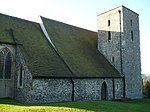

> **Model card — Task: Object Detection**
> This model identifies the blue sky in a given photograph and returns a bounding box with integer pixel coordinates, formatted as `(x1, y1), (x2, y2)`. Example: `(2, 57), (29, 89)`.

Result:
(0, 0), (149, 75)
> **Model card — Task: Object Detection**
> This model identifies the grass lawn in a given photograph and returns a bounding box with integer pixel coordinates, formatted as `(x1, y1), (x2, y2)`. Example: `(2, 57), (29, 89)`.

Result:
(0, 98), (150, 112)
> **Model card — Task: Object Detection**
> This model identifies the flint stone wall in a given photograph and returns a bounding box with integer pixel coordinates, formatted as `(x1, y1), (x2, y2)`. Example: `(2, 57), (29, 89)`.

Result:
(14, 46), (32, 103)
(31, 78), (123, 103)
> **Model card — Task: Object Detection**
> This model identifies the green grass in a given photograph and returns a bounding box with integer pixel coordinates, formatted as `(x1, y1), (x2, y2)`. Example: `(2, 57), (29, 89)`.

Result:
(0, 98), (150, 112)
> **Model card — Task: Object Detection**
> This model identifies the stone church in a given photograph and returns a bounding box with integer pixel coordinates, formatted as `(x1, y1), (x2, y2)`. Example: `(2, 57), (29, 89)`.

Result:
(0, 6), (142, 103)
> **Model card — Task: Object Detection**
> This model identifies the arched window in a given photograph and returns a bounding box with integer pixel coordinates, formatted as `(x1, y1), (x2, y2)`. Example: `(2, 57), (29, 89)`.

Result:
(101, 82), (107, 100)
(0, 51), (4, 79)
(0, 47), (12, 79)
(5, 52), (12, 79)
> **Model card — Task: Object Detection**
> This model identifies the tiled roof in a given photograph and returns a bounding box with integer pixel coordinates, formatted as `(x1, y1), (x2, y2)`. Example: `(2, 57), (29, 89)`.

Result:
(41, 17), (120, 77)
(0, 13), (121, 78)
(0, 13), (72, 78)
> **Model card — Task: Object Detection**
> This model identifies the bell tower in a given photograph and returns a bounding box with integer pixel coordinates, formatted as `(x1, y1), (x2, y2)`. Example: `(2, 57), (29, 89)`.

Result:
(97, 6), (142, 98)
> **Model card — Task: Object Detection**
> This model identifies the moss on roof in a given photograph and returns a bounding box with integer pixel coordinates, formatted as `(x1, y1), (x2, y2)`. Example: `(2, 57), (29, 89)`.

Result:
(41, 17), (121, 77)
(0, 13), (121, 78)
(0, 13), (73, 78)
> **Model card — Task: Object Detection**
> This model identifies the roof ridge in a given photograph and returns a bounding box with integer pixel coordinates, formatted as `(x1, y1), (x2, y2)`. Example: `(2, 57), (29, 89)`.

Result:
(40, 16), (97, 33)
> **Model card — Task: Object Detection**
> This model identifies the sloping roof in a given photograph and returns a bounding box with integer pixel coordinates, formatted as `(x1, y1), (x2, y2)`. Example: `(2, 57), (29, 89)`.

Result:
(0, 13), (121, 78)
(41, 17), (121, 77)
(0, 13), (72, 78)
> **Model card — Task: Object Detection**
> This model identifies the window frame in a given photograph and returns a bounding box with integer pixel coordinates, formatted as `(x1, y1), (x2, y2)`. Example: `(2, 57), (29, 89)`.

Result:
(0, 47), (12, 80)
(0, 51), (4, 79)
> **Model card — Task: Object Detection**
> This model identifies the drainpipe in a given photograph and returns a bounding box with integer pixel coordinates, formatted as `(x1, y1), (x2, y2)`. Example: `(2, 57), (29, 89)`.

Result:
(123, 76), (125, 98)
(118, 10), (126, 98)
(112, 78), (115, 99)
(71, 79), (74, 101)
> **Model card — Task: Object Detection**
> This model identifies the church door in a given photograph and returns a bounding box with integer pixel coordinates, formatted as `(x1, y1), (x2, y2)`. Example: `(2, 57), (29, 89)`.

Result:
(101, 82), (107, 100)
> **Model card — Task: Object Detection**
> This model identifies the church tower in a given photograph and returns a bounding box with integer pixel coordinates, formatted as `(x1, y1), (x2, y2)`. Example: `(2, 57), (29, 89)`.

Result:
(97, 6), (142, 98)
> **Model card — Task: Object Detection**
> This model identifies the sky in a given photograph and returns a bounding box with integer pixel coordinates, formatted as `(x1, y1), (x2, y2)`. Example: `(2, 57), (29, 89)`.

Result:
(0, 0), (150, 75)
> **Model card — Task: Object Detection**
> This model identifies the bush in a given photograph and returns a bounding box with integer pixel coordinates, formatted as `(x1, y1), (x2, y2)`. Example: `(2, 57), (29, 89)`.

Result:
(143, 80), (150, 98)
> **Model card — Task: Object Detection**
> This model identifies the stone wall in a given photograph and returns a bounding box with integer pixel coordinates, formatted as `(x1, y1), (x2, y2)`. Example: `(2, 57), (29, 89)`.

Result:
(74, 79), (101, 101)
(114, 78), (124, 98)
(97, 6), (122, 73)
(14, 46), (32, 102)
(122, 7), (143, 98)
(31, 78), (123, 103)
(31, 79), (72, 103)
(97, 6), (143, 99)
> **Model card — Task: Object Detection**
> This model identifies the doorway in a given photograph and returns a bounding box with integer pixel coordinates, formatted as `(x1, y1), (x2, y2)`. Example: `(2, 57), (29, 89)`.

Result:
(101, 82), (107, 100)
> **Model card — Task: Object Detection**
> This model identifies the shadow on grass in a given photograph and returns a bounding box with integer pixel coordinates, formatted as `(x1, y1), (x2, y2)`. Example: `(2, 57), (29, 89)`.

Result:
(0, 98), (99, 112)
(0, 98), (150, 112)
(0, 98), (116, 112)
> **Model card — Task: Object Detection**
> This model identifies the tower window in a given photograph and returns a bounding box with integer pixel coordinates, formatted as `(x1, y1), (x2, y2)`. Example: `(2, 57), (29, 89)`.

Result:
(112, 57), (115, 62)
(131, 19), (132, 26)
(131, 31), (133, 41)
(108, 20), (110, 26)
(108, 31), (111, 42)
